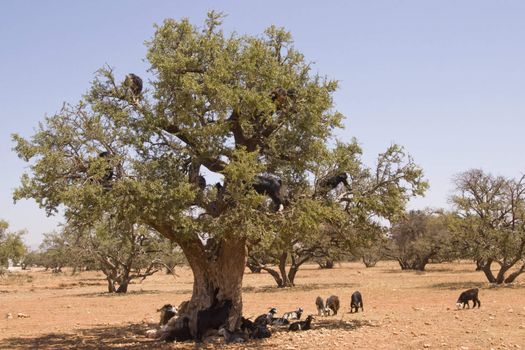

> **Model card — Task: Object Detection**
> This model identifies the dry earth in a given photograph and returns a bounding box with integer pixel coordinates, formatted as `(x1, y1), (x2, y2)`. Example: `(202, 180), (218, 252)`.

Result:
(0, 261), (524, 349)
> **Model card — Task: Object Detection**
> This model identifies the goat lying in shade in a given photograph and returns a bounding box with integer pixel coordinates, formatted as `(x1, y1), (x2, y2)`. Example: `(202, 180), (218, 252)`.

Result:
(289, 315), (314, 331)
(218, 327), (248, 343)
(196, 299), (233, 341)
(241, 317), (272, 339)
(283, 307), (303, 320)
(254, 307), (277, 325)
(157, 304), (177, 325)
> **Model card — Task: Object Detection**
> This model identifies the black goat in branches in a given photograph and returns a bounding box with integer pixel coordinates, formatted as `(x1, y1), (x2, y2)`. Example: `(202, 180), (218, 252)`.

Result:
(123, 73), (143, 96)
(318, 172), (350, 192)
(252, 175), (288, 211)
(208, 176), (288, 215)
(96, 151), (116, 189)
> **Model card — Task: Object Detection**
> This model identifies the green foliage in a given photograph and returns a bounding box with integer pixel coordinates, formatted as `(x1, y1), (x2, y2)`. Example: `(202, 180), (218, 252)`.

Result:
(450, 169), (525, 283)
(37, 219), (176, 291)
(0, 220), (28, 266)
(38, 231), (78, 272)
(12, 12), (427, 296)
(12, 13), (347, 246)
(386, 210), (453, 271)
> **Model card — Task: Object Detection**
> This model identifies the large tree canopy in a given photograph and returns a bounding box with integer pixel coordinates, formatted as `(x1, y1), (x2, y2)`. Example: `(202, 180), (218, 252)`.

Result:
(13, 12), (426, 338)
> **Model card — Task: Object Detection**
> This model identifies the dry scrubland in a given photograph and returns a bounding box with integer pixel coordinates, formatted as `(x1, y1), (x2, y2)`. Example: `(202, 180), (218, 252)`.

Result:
(0, 261), (524, 350)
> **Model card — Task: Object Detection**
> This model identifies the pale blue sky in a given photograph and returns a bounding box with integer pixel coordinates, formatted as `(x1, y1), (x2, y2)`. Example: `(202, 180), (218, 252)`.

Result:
(1, 1), (524, 247)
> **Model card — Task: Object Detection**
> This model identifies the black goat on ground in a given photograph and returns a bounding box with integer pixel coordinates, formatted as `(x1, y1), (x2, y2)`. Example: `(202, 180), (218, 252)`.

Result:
(240, 317), (256, 333)
(456, 288), (481, 309)
(350, 291), (364, 313)
(254, 307), (277, 326)
(289, 315), (314, 331)
(325, 295), (340, 315)
(218, 327), (248, 343)
(159, 317), (192, 342)
(251, 324), (272, 338)
(241, 317), (272, 339)
(196, 298), (233, 341)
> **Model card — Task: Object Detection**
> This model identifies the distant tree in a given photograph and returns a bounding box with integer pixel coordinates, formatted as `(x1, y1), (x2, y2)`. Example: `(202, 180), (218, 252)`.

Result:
(51, 220), (174, 293)
(20, 250), (42, 269)
(450, 169), (525, 284)
(355, 229), (388, 268)
(0, 220), (28, 269)
(248, 209), (351, 287)
(386, 210), (452, 271)
(38, 231), (76, 273)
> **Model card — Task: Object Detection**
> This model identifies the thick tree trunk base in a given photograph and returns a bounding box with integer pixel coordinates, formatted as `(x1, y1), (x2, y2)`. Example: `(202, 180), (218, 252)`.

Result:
(171, 237), (247, 340)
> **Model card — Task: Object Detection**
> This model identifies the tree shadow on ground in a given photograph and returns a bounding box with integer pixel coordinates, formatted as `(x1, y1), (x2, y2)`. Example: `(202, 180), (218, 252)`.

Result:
(0, 318), (376, 349)
(428, 281), (487, 290)
(310, 318), (377, 331)
(424, 267), (475, 273)
(242, 282), (357, 293)
(71, 288), (193, 298)
(0, 323), (175, 350)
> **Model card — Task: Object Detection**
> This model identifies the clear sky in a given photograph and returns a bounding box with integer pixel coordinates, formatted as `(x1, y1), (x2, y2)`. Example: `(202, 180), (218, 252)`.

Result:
(1, 1), (524, 248)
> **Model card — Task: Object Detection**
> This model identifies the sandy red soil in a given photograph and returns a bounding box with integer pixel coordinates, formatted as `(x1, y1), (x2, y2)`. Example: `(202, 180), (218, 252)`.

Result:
(0, 261), (524, 349)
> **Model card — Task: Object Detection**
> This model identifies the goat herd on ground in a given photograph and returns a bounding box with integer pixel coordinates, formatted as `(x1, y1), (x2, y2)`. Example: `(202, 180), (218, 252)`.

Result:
(145, 288), (480, 344)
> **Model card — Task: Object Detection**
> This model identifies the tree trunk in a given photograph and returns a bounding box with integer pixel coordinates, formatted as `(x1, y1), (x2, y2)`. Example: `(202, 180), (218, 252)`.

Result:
(261, 266), (285, 287)
(503, 262), (525, 283)
(176, 236), (247, 338)
(246, 260), (262, 273)
(278, 252), (293, 287)
(480, 259), (497, 283)
(362, 255), (378, 267)
(495, 263), (512, 284)
(287, 264), (299, 286)
(475, 258), (485, 271)
(116, 281), (129, 293)
(398, 258), (410, 270)
(416, 255), (430, 271)
(107, 278), (116, 293)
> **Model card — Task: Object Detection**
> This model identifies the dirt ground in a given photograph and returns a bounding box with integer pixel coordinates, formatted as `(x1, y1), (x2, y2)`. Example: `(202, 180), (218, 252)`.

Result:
(0, 261), (524, 350)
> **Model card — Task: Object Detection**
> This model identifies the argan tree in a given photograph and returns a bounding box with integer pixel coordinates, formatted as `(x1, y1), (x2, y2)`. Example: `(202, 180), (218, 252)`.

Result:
(0, 220), (27, 269)
(13, 13), (425, 335)
(386, 210), (452, 271)
(67, 220), (174, 293)
(38, 231), (76, 273)
(451, 169), (525, 284)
